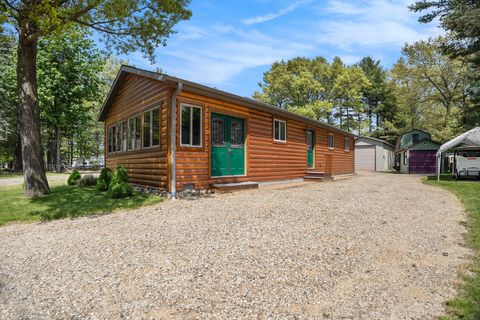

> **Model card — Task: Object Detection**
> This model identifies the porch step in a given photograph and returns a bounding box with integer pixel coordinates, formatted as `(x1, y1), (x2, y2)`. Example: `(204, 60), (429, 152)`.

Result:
(304, 171), (332, 182)
(211, 181), (259, 192)
(306, 171), (326, 176)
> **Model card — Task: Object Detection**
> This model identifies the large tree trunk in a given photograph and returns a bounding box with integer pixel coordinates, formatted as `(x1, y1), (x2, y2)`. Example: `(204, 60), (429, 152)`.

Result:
(54, 126), (62, 173)
(17, 23), (50, 197)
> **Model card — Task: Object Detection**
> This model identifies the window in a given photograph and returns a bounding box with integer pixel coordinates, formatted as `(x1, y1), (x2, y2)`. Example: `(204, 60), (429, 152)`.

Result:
(412, 133), (419, 143)
(230, 119), (244, 146)
(128, 115), (141, 150)
(274, 119), (286, 142)
(107, 122), (126, 153)
(403, 151), (407, 165)
(143, 108), (160, 148)
(107, 126), (114, 153)
(344, 137), (350, 151)
(180, 104), (202, 147)
(328, 133), (335, 149)
(212, 118), (225, 146)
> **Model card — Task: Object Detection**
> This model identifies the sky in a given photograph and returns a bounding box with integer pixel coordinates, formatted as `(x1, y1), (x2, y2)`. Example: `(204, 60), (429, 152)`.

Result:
(114, 0), (442, 97)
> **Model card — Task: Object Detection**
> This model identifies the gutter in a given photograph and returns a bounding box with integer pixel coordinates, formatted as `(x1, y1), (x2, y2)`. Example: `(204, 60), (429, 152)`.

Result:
(170, 82), (183, 200)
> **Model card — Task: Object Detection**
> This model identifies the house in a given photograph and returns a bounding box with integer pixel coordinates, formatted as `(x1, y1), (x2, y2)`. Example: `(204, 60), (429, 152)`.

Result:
(98, 66), (355, 196)
(355, 136), (395, 171)
(395, 129), (440, 174)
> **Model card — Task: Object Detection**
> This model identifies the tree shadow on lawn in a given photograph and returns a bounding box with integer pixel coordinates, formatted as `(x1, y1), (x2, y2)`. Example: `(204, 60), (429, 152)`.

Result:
(29, 185), (160, 221)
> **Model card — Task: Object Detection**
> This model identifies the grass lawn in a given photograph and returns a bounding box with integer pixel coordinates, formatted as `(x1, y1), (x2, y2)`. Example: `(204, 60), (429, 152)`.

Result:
(0, 171), (68, 179)
(0, 184), (163, 226)
(425, 175), (480, 320)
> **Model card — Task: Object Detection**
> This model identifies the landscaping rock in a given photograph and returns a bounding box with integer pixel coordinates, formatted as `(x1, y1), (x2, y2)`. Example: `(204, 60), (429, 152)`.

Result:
(0, 172), (472, 319)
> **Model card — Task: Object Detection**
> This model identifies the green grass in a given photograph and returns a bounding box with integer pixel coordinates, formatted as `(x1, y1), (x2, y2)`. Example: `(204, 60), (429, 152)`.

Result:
(0, 184), (163, 226)
(0, 171), (68, 179)
(424, 175), (480, 320)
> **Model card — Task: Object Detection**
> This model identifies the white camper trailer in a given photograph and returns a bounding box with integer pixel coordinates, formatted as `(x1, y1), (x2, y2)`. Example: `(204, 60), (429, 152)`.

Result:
(453, 146), (480, 179)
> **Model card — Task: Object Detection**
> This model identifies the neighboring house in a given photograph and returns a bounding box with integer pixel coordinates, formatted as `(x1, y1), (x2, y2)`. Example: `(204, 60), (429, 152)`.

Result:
(355, 136), (395, 171)
(98, 66), (355, 195)
(395, 129), (441, 174)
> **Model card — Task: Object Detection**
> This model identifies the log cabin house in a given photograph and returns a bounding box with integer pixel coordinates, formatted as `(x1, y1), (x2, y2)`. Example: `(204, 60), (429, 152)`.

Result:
(98, 66), (355, 197)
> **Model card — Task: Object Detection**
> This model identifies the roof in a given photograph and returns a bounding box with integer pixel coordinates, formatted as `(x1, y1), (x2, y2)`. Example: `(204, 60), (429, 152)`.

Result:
(395, 128), (432, 151)
(356, 135), (395, 149)
(397, 137), (441, 152)
(436, 127), (480, 156)
(98, 65), (355, 137)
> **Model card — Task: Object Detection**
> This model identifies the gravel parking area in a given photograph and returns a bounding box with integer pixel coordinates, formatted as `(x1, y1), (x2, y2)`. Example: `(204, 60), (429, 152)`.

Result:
(0, 172), (471, 319)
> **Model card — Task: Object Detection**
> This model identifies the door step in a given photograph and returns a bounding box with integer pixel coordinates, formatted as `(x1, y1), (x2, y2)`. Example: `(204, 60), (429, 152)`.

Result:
(304, 171), (332, 182)
(211, 181), (259, 192)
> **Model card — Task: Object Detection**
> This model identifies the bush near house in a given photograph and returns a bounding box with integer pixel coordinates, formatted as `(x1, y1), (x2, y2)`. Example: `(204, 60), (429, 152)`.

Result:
(67, 170), (81, 185)
(107, 166), (133, 199)
(96, 167), (112, 191)
(78, 174), (97, 187)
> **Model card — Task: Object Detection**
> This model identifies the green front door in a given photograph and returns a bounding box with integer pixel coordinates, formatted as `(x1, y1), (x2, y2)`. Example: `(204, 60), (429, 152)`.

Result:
(306, 130), (314, 168)
(211, 113), (245, 177)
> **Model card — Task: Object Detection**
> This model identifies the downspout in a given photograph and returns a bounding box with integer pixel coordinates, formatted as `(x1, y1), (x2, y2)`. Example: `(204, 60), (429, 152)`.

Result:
(170, 82), (183, 199)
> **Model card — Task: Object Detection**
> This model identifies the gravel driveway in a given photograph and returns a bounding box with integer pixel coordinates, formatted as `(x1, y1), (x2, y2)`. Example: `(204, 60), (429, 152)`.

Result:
(0, 172), (471, 319)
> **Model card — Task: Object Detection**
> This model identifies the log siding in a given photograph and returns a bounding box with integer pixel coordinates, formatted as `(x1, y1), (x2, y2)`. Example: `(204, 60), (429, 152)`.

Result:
(101, 68), (355, 192)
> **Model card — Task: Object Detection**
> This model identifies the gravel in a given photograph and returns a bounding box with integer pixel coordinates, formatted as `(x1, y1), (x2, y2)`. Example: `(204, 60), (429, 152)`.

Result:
(0, 172), (471, 319)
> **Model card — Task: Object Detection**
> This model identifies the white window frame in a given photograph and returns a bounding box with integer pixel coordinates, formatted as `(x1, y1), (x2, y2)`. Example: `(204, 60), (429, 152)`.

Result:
(273, 119), (287, 143)
(142, 107), (160, 149)
(128, 114), (141, 151)
(344, 137), (349, 151)
(403, 151), (407, 165)
(328, 133), (335, 149)
(180, 103), (203, 147)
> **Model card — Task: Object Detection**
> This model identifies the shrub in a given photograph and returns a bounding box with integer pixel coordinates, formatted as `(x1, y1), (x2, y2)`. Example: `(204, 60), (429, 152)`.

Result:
(111, 166), (128, 185)
(96, 167), (112, 191)
(67, 170), (81, 186)
(107, 166), (133, 198)
(78, 174), (97, 187)
(108, 182), (133, 198)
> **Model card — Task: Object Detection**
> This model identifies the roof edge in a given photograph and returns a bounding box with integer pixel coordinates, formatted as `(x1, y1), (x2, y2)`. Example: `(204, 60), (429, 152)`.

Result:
(98, 65), (355, 137)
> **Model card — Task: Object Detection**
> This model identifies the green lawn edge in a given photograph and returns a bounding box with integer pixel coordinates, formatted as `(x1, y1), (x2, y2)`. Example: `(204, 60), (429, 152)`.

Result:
(424, 175), (480, 320)
(0, 183), (163, 226)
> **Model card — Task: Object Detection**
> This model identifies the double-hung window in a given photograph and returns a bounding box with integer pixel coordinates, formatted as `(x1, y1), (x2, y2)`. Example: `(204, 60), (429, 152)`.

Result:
(328, 133), (335, 149)
(273, 119), (286, 142)
(107, 122), (126, 153)
(143, 108), (160, 148)
(180, 104), (202, 147)
(128, 115), (141, 150)
(344, 137), (349, 151)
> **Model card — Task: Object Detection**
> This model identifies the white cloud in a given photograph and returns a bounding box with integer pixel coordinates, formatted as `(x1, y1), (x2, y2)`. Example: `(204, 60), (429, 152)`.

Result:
(315, 0), (442, 50)
(243, 1), (310, 25)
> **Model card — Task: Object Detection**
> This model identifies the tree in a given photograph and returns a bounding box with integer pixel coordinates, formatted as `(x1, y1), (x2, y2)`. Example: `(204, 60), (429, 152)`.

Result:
(37, 26), (103, 173)
(253, 57), (343, 123)
(0, 29), (20, 169)
(391, 38), (470, 141)
(0, 0), (191, 197)
(410, 0), (480, 66)
(332, 66), (371, 133)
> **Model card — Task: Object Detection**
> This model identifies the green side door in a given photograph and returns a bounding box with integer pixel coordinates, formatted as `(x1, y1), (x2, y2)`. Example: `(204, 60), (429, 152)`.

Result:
(307, 130), (314, 169)
(211, 113), (245, 177)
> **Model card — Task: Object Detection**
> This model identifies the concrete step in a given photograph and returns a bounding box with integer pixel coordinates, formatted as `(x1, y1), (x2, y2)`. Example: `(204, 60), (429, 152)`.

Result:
(305, 171), (326, 176)
(211, 181), (259, 192)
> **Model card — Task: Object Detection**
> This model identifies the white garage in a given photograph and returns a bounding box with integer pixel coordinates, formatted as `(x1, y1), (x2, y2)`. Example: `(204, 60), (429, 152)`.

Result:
(355, 136), (395, 172)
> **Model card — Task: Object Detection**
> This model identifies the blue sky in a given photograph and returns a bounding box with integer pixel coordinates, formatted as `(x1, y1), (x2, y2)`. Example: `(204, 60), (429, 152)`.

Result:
(117, 0), (442, 97)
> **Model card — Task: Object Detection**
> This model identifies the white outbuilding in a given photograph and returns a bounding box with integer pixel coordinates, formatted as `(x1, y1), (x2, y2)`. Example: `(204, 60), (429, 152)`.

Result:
(355, 136), (395, 172)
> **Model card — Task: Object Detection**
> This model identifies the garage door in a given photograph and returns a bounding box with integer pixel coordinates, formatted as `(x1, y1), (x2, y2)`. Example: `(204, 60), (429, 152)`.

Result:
(355, 145), (375, 171)
(409, 150), (437, 174)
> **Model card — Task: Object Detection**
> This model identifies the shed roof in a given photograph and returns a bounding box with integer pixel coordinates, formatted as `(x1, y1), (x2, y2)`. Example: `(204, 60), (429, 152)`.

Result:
(356, 135), (395, 149)
(98, 65), (355, 137)
(436, 127), (480, 156)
